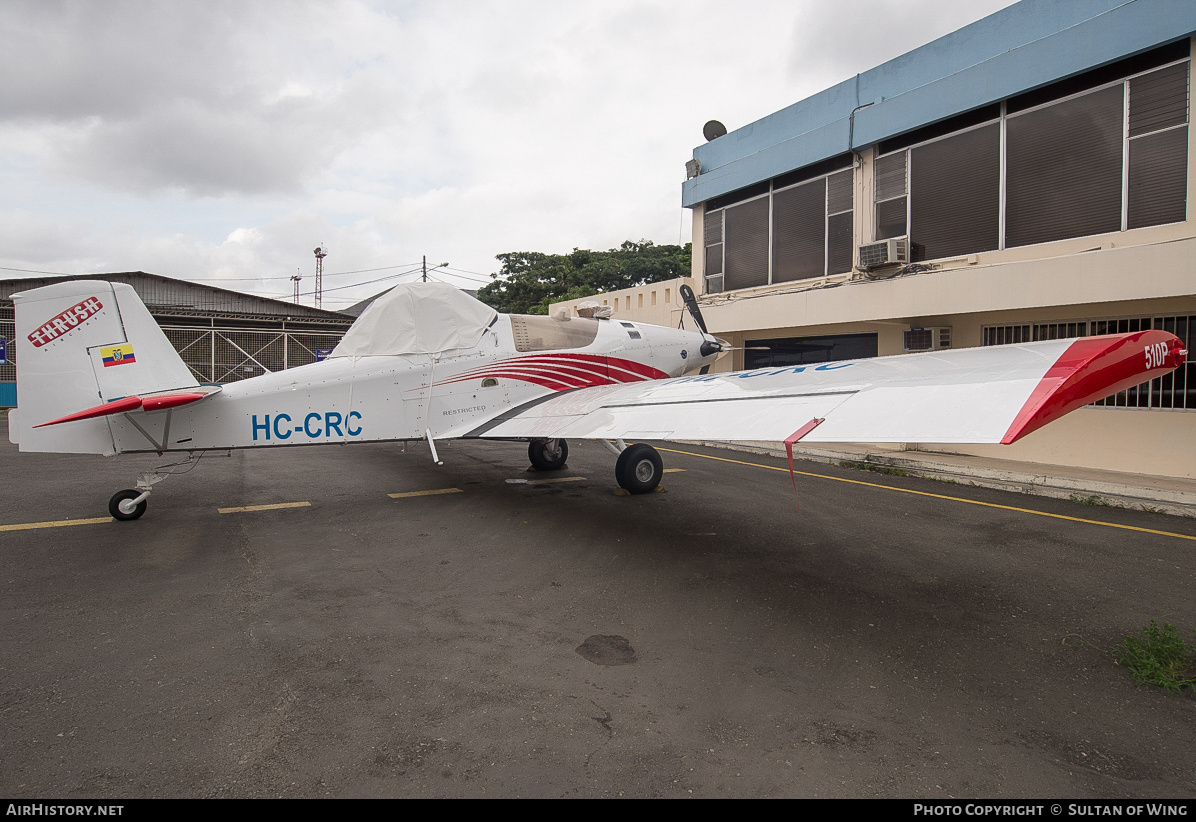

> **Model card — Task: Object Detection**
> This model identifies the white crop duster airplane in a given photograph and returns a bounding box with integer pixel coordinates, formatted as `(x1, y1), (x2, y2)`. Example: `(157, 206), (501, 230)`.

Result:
(7, 279), (1188, 520)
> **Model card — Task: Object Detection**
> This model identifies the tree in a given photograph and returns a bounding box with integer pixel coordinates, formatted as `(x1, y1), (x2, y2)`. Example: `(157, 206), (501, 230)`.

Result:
(476, 240), (692, 314)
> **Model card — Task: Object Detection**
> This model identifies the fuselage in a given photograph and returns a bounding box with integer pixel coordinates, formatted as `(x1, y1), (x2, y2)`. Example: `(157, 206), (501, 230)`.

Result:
(106, 313), (715, 454)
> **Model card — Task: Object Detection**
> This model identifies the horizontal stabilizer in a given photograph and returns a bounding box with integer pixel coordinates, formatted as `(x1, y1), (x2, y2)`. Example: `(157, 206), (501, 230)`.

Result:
(33, 389), (218, 428)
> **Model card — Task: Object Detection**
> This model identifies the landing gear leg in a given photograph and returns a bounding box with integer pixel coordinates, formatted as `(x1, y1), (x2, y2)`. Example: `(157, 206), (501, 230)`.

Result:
(528, 438), (569, 471)
(108, 452), (205, 522)
(614, 443), (663, 494)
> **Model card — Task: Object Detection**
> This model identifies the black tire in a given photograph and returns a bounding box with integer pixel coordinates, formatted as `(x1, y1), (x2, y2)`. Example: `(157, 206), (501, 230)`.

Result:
(528, 438), (569, 471)
(109, 489), (147, 521)
(614, 443), (663, 494)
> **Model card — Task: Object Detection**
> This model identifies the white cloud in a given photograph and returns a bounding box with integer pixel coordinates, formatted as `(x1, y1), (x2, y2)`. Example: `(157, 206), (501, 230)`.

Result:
(0, 0), (1016, 301)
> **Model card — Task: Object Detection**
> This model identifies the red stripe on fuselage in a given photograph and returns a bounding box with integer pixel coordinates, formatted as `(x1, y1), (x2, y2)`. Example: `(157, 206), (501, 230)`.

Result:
(426, 354), (668, 392)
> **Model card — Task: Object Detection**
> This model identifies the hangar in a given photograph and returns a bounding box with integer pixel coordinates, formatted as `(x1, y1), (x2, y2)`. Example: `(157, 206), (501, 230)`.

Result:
(0, 272), (354, 406)
(555, 0), (1195, 480)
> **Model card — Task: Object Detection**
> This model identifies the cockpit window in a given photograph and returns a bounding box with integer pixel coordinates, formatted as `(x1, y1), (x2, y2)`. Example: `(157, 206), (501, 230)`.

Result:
(510, 315), (601, 352)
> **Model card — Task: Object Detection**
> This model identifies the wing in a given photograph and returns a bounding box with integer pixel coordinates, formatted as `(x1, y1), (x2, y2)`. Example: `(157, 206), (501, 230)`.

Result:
(463, 331), (1186, 445)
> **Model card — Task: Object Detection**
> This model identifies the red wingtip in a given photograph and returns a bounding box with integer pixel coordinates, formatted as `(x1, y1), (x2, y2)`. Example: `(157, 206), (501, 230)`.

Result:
(1001, 331), (1185, 444)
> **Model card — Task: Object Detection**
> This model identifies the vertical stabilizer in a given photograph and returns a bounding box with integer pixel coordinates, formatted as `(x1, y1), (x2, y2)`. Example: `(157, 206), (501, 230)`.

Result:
(11, 281), (199, 454)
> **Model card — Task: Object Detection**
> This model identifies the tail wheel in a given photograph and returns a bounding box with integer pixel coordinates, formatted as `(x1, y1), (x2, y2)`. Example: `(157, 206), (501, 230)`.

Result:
(528, 438), (569, 471)
(109, 489), (147, 521)
(615, 443), (663, 494)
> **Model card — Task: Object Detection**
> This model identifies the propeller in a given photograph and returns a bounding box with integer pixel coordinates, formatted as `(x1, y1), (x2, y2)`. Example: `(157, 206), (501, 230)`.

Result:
(679, 283), (727, 373)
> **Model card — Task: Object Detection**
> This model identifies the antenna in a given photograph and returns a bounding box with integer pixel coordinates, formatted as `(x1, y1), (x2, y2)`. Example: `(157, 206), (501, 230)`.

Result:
(313, 246), (327, 309)
(703, 120), (727, 142)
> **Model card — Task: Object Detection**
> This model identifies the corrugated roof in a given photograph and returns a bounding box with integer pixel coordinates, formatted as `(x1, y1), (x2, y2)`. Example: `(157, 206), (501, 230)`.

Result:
(0, 272), (353, 326)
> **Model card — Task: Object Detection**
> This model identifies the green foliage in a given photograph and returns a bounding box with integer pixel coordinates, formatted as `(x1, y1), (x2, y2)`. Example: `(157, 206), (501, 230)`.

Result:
(476, 240), (692, 315)
(1114, 621), (1196, 694)
(1069, 493), (1112, 507)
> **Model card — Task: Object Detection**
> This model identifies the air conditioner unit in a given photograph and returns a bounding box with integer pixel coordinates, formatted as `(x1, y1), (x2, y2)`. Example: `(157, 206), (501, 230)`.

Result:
(903, 326), (952, 352)
(858, 236), (909, 268)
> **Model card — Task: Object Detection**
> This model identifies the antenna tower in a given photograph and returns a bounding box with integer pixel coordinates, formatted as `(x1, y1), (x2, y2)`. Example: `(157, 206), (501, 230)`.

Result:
(290, 269), (302, 304)
(313, 247), (327, 309)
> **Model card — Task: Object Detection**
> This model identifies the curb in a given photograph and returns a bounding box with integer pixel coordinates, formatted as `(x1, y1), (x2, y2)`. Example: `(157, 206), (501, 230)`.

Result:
(684, 440), (1196, 519)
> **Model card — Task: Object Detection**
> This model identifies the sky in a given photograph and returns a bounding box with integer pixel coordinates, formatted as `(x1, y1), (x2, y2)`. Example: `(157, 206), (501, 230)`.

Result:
(0, 0), (1015, 310)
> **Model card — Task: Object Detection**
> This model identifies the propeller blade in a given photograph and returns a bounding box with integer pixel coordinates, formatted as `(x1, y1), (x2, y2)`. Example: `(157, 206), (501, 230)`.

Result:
(679, 284), (708, 334)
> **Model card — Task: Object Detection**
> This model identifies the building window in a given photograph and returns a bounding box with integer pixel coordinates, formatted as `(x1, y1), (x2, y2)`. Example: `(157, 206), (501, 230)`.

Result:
(701, 45), (1188, 289)
(1005, 84), (1125, 247)
(910, 122), (1001, 260)
(826, 170), (854, 275)
(873, 52), (1189, 260)
(1127, 60), (1190, 229)
(874, 151), (907, 242)
(723, 194), (770, 291)
(704, 160), (853, 294)
(981, 315), (1193, 410)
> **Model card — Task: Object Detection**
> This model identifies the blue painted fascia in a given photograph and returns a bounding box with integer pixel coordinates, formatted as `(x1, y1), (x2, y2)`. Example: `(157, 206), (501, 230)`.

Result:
(683, 0), (1196, 208)
(854, 0), (1196, 147)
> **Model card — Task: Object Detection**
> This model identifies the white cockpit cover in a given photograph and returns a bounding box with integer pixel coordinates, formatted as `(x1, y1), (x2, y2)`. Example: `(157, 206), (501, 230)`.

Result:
(330, 282), (498, 357)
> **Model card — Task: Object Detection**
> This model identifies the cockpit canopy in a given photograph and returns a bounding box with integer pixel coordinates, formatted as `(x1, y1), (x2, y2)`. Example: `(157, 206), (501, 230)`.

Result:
(509, 314), (600, 352)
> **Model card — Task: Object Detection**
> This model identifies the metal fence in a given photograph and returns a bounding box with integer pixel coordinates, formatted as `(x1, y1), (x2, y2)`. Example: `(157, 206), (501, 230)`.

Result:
(161, 327), (345, 384)
(1, 307), (14, 384)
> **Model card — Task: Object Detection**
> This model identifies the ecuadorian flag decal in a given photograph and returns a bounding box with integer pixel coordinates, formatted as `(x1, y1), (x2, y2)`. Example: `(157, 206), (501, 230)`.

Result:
(100, 343), (136, 367)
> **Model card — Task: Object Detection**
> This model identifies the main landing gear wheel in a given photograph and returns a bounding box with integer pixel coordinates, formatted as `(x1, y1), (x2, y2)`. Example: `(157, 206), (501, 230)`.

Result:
(615, 443), (663, 494)
(528, 438), (569, 471)
(109, 489), (148, 521)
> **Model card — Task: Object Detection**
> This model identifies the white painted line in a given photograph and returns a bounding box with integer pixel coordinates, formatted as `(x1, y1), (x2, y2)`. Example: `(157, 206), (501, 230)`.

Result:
(218, 501), (312, 514)
(0, 517), (112, 532)
(388, 488), (464, 499)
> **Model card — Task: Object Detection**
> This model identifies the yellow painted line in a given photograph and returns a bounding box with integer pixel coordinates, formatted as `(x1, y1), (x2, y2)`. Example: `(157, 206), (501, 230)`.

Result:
(663, 468), (686, 473)
(218, 501), (312, 514)
(0, 517), (112, 532)
(526, 476), (586, 485)
(388, 487), (464, 499)
(656, 447), (1196, 543)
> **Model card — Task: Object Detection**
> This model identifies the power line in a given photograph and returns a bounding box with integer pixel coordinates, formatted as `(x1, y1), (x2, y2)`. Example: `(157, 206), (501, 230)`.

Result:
(0, 265), (82, 276)
(439, 267), (493, 284)
(293, 265), (425, 298)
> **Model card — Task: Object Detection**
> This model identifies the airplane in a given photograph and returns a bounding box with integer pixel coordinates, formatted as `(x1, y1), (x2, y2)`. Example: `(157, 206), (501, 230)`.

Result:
(6, 278), (1187, 521)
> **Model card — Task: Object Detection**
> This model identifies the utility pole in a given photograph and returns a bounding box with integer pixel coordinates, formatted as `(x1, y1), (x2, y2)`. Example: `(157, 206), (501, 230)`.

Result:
(313, 247), (327, 309)
(422, 255), (427, 282)
(290, 269), (302, 304)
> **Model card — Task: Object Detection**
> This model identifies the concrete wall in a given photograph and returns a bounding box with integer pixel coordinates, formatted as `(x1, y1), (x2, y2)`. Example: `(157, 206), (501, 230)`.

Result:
(550, 277), (694, 330)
